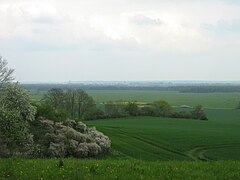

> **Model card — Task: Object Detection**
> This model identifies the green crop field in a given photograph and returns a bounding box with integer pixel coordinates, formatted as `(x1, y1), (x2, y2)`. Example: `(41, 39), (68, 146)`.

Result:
(87, 90), (240, 109)
(85, 109), (240, 161)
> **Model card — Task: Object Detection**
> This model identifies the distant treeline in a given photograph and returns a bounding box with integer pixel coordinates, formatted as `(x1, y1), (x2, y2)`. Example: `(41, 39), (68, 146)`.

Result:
(22, 84), (240, 93)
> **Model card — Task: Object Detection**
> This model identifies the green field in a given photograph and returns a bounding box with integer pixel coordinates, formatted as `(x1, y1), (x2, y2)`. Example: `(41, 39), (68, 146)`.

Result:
(87, 90), (240, 109)
(85, 109), (240, 161)
(30, 90), (240, 109)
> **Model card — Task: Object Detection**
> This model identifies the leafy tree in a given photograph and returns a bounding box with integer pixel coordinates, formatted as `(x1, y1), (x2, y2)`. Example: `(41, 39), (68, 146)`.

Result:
(0, 109), (33, 156)
(152, 101), (172, 117)
(44, 88), (95, 120)
(0, 83), (36, 156)
(65, 89), (76, 118)
(76, 89), (95, 119)
(0, 83), (36, 122)
(43, 88), (65, 109)
(191, 105), (208, 120)
(104, 103), (126, 118)
(0, 56), (14, 88)
(125, 102), (139, 116)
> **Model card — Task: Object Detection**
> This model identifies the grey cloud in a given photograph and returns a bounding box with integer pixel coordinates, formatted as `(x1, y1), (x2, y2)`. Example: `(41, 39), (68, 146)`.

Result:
(132, 14), (164, 26)
(201, 19), (240, 33)
(32, 16), (58, 24)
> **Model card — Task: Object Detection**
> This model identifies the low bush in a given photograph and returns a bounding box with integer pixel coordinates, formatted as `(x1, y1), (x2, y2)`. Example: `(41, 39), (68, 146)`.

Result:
(31, 118), (111, 158)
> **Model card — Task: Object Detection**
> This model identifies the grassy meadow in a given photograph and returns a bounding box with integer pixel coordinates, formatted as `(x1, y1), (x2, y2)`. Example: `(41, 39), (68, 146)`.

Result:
(1, 158), (240, 179)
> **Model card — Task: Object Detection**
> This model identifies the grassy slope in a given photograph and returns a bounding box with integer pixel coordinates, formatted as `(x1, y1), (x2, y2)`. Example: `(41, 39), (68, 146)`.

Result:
(1, 158), (240, 179)
(86, 109), (240, 161)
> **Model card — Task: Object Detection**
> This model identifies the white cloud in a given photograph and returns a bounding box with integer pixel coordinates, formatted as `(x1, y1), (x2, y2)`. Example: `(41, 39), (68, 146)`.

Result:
(0, 0), (240, 81)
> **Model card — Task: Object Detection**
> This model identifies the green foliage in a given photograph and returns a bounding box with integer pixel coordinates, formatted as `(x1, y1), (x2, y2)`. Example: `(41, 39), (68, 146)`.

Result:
(43, 88), (65, 109)
(0, 109), (33, 156)
(125, 102), (139, 116)
(152, 100), (172, 117)
(0, 83), (36, 122)
(140, 106), (156, 116)
(34, 103), (68, 122)
(191, 105), (208, 120)
(104, 103), (126, 118)
(170, 111), (192, 119)
(75, 89), (95, 119)
(0, 83), (36, 156)
(84, 107), (106, 120)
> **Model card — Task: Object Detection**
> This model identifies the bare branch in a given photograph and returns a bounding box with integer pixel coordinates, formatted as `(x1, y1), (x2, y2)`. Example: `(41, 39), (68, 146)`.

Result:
(0, 56), (15, 87)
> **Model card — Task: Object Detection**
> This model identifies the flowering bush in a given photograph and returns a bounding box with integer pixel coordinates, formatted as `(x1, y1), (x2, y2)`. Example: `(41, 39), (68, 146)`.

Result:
(32, 118), (111, 158)
(0, 83), (36, 157)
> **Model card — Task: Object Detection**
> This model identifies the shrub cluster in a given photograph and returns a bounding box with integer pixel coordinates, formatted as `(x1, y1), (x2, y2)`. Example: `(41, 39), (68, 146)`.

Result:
(86, 101), (208, 121)
(113, 101), (206, 120)
(31, 118), (111, 158)
(85, 105), (127, 120)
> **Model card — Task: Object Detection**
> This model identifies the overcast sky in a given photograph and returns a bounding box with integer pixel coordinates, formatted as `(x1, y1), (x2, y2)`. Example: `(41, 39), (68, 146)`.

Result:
(0, 0), (240, 82)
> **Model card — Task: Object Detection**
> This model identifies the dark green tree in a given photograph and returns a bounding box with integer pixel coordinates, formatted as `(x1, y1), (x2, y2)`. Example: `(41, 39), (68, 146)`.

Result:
(43, 88), (65, 109)
(35, 103), (68, 122)
(104, 103), (125, 118)
(125, 102), (139, 116)
(191, 105), (208, 120)
(152, 101), (172, 117)
(76, 89), (95, 119)
(65, 89), (76, 118)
